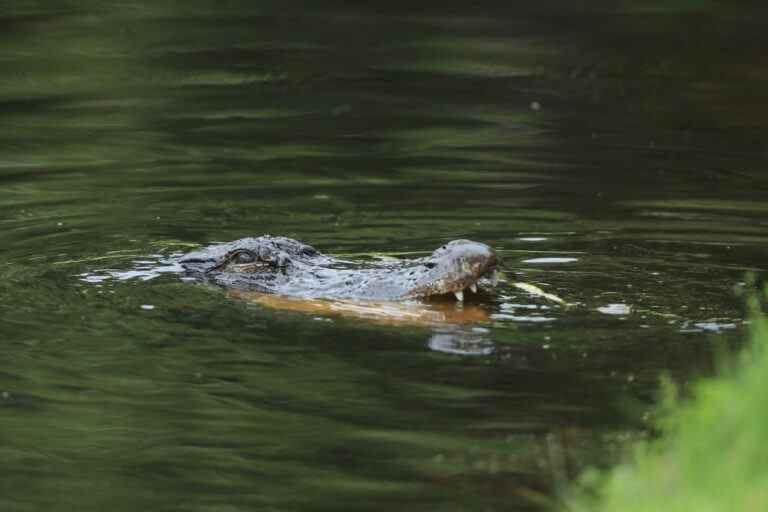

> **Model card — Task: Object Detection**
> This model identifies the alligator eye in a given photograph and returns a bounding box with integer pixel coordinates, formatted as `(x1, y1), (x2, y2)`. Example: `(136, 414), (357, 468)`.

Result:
(231, 250), (256, 264)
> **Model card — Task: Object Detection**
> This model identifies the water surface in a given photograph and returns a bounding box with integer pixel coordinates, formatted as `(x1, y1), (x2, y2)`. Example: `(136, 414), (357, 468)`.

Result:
(2, 2), (768, 510)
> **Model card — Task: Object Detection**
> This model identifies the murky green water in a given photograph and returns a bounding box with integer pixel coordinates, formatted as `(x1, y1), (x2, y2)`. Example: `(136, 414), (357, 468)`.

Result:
(2, 2), (767, 510)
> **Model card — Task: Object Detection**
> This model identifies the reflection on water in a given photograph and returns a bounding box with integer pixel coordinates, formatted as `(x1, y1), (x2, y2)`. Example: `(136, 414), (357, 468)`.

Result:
(2, 1), (768, 510)
(78, 257), (185, 283)
(428, 327), (495, 356)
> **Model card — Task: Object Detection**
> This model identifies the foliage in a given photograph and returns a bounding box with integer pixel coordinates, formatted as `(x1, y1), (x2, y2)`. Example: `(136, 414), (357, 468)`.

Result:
(567, 284), (768, 512)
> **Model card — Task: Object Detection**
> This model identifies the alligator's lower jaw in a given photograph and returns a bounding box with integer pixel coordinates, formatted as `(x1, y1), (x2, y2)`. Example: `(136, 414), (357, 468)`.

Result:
(425, 269), (502, 302)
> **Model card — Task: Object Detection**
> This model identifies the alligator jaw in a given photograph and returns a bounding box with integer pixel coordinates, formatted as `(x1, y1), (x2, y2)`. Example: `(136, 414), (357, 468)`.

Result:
(401, 240), (500, 301)
(452, 268), (502, 301)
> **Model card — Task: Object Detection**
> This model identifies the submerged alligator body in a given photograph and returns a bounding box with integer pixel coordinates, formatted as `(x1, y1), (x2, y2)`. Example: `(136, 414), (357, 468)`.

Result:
(179, 236), (499, 302)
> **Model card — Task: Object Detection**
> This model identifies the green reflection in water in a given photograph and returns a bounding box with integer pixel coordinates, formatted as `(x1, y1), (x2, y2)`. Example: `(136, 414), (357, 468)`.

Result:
(1, 1), (767, 511)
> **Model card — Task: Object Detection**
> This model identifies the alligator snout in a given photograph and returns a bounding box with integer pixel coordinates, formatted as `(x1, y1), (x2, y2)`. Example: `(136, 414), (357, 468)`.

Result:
(404, 240), (499, 300)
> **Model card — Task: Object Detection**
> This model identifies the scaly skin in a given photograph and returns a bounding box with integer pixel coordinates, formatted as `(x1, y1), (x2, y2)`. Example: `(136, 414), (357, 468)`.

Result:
(179, 236), (499, 301)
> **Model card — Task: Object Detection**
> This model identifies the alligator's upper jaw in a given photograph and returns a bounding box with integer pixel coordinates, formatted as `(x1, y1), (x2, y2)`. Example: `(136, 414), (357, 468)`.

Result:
(403, 240), (500, 301)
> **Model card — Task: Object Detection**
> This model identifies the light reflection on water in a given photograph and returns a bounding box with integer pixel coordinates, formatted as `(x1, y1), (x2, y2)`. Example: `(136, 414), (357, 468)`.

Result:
(76, 247), (748, 346)
(1, 1), (768, 510)
(428, 328), (495, 356)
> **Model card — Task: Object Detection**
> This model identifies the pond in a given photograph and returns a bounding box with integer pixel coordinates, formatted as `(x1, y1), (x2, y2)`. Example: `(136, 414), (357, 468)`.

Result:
(1, 2), (767, 510)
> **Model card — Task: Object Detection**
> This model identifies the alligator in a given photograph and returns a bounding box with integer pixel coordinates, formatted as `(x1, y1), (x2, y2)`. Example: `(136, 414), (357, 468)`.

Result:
(179, 235), (500, 303)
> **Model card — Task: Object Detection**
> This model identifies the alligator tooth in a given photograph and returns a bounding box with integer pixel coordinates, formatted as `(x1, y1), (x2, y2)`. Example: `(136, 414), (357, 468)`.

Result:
(469, 283), (478, 293)
(490, 271), (500, 287)
(454, 290), (464, 301)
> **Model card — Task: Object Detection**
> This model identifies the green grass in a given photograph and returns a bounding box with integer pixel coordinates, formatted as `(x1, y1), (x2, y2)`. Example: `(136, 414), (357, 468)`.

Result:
(567, 285), (768, 512)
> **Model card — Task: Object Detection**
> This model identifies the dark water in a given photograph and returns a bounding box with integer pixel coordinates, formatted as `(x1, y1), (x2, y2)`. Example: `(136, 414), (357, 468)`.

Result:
(2, 2), (768, 510)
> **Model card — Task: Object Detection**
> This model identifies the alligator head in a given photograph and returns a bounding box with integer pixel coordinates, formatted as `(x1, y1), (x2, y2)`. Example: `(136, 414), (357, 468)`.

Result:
(179, 236), (499, 301)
